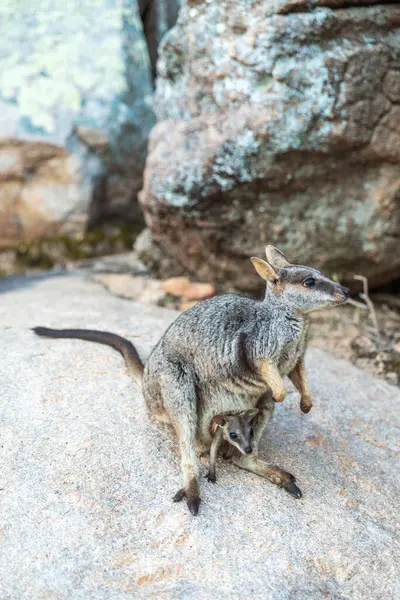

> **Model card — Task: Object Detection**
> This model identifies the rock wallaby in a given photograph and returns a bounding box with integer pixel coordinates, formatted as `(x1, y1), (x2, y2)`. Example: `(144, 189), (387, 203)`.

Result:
(33, 245), (349, 516)
(206, 408), (259, 483)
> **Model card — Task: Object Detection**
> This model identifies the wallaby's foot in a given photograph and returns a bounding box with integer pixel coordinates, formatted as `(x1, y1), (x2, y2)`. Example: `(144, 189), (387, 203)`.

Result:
(279, 471), (302, 498)
(205, 471), (217, 483)
(300, 395), (313, 413)
(232, 454), (302, 499)
(173, 488), (188, 504)
(172, 486), (201, 515)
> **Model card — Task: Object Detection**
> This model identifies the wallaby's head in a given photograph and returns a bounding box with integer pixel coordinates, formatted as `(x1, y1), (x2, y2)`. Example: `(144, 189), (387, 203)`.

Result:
(251, 246), (350, 314)
(211, 409), (259, 455)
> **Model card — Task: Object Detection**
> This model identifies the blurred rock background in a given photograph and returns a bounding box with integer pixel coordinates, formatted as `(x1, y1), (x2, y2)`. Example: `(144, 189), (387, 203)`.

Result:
(0, 0), (399, 383)
(0, 0), (179, 269)
(142, 1), (400, 293)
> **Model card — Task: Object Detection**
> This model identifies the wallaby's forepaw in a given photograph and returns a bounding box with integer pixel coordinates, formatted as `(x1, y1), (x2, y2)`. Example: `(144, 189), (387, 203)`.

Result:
(281, 472), (302, 499)
(220, 443), (234, 460)
(172, 488), (201, 516)
(205, 471), (217, 483)
(300, 396), (313, 413)
(273, 388), (287, 403)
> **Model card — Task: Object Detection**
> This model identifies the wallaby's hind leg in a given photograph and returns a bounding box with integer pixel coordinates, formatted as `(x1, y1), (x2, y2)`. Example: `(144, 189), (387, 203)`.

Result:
(234, 392), (301, 497)
(172, 417), (201, 514)
(160, 366), (201, 515)
(232, 454), (302, 498)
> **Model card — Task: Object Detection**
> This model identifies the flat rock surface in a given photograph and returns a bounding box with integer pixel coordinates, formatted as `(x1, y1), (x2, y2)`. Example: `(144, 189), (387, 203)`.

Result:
(0, 273), (399, 600)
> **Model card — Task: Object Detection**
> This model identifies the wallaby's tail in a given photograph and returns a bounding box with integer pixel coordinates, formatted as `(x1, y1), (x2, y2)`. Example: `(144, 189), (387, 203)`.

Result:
(32, 327), (144, 387)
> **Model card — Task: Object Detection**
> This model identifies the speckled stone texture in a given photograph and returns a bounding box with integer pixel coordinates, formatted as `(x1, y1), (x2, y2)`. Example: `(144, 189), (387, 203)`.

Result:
(140, 1), (400, 291)
(0, 273), (399, 599)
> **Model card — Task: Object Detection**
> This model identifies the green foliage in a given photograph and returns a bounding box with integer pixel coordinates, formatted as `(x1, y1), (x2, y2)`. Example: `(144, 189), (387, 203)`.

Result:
(14, 223), (143, 270)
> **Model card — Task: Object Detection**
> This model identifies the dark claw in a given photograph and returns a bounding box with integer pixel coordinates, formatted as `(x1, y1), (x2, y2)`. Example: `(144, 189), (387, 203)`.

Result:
(300, 403), (312, 414)
(282, 479), (302, 499)
(172, 488), (201, 515)
(187, 495), (200, 516)
(172, 488), (186, 503)
(205, 472), (217, 483)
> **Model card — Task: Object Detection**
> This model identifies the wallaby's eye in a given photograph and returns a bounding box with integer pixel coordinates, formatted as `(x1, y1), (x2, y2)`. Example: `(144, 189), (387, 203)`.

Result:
(229, 432), (238, 440)
(303, 277), (316, 288)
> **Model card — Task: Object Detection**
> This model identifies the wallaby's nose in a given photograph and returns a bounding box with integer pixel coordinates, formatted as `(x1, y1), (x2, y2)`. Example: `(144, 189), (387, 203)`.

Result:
(245, 446), (252, 454)
(342, 286), (350, 298)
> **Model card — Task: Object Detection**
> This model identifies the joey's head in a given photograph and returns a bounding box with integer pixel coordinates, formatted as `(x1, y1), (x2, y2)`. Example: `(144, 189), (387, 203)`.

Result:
(251, 245), (350, 314)
(212, 409), (259, 455)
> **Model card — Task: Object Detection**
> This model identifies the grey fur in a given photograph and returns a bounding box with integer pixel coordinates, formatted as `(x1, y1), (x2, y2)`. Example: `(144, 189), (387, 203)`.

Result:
(33, 246), (349, 515)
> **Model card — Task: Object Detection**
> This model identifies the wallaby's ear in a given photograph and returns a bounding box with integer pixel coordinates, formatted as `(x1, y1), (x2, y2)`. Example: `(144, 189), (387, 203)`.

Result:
(265, 245), (290, 269)
(243, 408), (259, 423)
(250, 257), (279, 283)
(212, 414), (227, 427)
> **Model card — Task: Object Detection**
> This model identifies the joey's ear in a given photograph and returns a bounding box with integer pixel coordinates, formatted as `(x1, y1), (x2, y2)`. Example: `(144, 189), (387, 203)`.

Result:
(243, 408), (259, 423)
(265, 245), (290, 269)
(250, 257), (279, 283)
(212, 415), (227, 427)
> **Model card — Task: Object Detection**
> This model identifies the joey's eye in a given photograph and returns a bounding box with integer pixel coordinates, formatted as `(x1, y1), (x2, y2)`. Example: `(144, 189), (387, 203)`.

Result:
(303, 278), (316, 288)
(229, 432), (238, 440)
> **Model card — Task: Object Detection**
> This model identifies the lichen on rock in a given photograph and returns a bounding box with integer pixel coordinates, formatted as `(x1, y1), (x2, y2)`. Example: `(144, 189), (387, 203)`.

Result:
(140, 1), (400, 291)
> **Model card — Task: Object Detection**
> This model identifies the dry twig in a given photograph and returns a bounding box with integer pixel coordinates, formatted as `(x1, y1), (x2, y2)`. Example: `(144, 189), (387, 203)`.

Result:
(347, 298), (368, 310)
(354, 274), (382, 349)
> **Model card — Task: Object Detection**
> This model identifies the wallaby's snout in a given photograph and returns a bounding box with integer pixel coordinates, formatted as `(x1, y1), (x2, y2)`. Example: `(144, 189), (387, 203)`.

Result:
(244, 445), (253, 454)
(333, 284), (350, 304)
